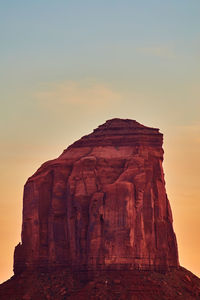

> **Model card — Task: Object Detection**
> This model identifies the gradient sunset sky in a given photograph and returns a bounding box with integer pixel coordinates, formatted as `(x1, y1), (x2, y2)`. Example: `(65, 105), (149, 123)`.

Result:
(0, 1), (200, 283)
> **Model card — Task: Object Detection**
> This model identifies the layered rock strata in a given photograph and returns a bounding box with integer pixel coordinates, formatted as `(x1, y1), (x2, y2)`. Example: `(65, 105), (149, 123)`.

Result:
(14, 118), (179, 275)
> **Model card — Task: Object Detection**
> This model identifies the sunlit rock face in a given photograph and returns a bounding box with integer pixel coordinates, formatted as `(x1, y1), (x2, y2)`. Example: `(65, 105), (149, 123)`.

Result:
(14, 118), (179, 274)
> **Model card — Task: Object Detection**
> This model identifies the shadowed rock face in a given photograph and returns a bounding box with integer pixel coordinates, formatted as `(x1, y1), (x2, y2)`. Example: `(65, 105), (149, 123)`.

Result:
(14, 118), (179, 274)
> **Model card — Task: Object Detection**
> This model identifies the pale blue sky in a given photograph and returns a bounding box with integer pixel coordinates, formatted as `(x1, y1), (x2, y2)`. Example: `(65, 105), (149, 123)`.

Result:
(1, 1), (200, 137)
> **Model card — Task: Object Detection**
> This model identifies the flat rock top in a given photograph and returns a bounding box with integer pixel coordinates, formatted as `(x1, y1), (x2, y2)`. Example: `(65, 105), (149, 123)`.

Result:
(67, 118), (162, 149)
(92, 118), (159, 133)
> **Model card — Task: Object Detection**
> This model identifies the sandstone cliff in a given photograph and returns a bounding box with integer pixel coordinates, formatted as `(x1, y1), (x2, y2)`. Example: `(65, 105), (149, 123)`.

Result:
(14, 118), (179, 274)
(1, 118), (200, 300)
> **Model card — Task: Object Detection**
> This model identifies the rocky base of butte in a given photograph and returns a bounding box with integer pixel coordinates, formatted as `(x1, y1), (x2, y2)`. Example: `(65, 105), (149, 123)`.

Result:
(0, 118), (200, 299)
(1, 267), (200, 299)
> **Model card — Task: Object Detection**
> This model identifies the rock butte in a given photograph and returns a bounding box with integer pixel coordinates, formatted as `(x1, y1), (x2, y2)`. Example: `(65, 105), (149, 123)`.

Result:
(14, 118), (179, 273)
(1, 118), (200, 300)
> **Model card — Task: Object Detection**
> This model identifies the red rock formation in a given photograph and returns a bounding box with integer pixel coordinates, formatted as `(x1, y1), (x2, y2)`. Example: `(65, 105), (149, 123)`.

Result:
(14, 118), (179, 274)
(1, 267), (200, 299)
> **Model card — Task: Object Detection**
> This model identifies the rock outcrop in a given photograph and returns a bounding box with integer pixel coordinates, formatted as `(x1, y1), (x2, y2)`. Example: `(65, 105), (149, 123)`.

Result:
(1, 118), (200, 300)
(14, 118), (179, 274)
(1, 267), (200, 299)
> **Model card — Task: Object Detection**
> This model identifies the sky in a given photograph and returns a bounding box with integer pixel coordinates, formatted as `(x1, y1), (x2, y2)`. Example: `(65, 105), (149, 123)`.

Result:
(0, 0), (200, 283)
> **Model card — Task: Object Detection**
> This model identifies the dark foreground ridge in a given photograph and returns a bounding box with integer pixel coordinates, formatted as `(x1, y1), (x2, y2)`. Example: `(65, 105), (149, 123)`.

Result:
(0, 118), (200, 299)
(0, 267), (200, 299)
